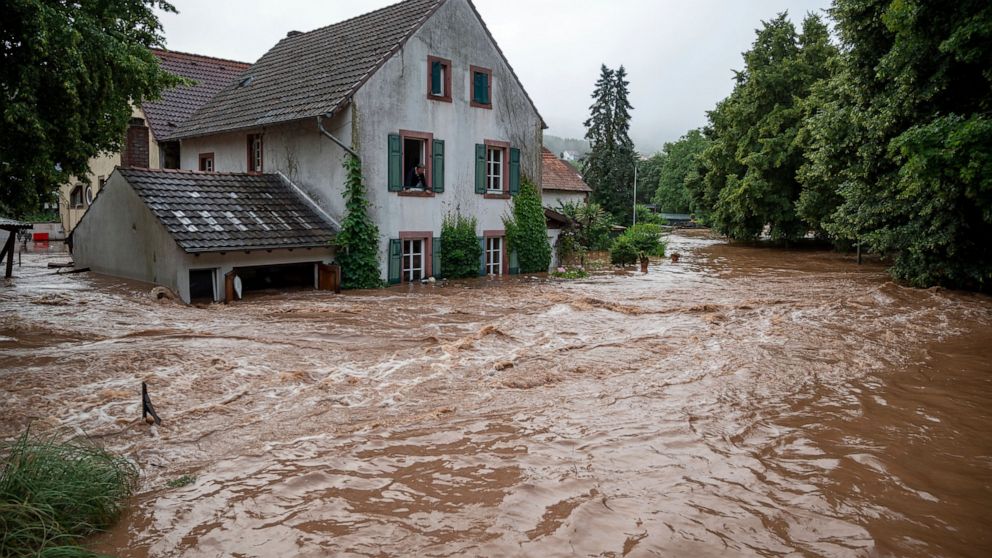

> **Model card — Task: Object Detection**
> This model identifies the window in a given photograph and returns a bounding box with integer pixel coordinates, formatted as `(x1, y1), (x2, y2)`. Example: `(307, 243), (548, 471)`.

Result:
(69, 185), (85, 208)
(427, 56), (451, 102)
(403, 239), (424, 282)
(247, 134), (263, 172)
(470, 65), (492, 108)
(199, 153), (215, 172)
(404, 137), (427, 188)
(485, 236), (503, 276)
(486, 146), (503, 193)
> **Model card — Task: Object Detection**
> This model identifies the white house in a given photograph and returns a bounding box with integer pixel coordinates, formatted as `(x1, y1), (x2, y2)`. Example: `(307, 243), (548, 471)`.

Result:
(167, 0), (546, 283)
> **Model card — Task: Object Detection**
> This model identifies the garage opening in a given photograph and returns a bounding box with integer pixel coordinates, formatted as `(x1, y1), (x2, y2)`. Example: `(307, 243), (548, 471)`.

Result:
(189, 268), (217, 302)
(234, 262), (316, 296)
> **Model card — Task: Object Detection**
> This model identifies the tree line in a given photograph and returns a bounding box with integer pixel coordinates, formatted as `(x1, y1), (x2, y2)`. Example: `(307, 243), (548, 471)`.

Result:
(645, 0), (991, 291)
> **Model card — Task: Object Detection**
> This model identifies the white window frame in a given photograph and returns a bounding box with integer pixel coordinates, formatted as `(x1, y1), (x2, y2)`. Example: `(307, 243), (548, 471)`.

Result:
(486, 147), (503, 193)
(485, 236), (503, 276)
(402, 238), (424, 282)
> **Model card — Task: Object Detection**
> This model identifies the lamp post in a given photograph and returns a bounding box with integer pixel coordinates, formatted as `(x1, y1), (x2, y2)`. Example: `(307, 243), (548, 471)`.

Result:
(632, 157), (639, 226)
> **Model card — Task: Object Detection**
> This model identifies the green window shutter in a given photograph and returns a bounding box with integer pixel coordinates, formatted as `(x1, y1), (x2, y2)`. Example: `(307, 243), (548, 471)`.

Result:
(432, 139), (444, 193)
(481, 73), (490, 104)
(474, 72), (490, 104)
(509, 247), (519, 275)
(475, 143), (486, 194)
(431, 61), (442, 95)
(479, 236), (486, 276)
(432, 236), (441, 278)
(388, 239), (402, 284)
(388, 134), (402, 192)
(509, 147), (521, 195)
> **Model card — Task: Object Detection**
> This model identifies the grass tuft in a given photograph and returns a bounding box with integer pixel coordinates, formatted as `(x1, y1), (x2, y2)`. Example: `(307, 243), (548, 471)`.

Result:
(0, 428), (137, 557)
(165, 475), (196, 489)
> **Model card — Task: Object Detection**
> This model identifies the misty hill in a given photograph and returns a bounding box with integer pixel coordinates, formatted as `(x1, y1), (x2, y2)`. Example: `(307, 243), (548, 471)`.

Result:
(543, 135), (590, 158)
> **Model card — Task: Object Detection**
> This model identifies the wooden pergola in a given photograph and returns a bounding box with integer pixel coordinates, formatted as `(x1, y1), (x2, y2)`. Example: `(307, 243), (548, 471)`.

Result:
(0, 218), (32, 278)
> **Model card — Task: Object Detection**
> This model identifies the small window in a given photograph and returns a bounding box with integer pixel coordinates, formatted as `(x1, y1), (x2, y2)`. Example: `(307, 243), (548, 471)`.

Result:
(70, 185), (85, 209)
(427, 56), (451, 102)
(486, 146), (504, 192)
(470, 65), (492, 108)
(402, 239), (424, 282)
(485, 236), (503, 276)
(199, 153), (215, 172)
(247, 134), (263, 172)
(98, 176), (106, 190)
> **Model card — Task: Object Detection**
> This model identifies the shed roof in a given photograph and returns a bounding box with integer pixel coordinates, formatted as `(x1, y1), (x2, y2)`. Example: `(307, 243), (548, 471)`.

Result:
(0, 218), (32, 230)
(142, 50), (251, 140)
(541, 148), (592, 193)
(117, 168), (337, 253)
(171, 0), (545, 139)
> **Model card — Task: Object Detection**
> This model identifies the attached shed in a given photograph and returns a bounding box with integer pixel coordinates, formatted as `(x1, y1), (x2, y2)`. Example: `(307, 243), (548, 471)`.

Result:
(541, 148), (592, 208)
(70, 168), (338, 303)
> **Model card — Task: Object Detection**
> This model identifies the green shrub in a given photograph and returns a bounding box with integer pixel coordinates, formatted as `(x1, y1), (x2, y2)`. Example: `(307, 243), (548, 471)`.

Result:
(440, 212), (481, 279)
(551, 266), (590, 280)
(625, 223), (667, 259)
(335, 155), (383, 289)
(0, 429), (138, 557)
(557, 201), (614, 252)
(610, 236), (638, 266)
(504, 178), (551, 273)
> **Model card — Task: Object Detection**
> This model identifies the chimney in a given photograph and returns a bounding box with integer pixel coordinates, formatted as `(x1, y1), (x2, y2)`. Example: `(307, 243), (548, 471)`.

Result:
(287, 30), (302, 38)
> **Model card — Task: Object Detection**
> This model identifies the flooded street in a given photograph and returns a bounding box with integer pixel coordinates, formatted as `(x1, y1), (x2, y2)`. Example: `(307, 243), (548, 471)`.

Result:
(2, 231), (991, 557)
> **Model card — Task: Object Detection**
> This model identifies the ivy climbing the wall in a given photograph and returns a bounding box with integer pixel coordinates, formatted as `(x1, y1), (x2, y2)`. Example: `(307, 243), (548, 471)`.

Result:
(440, 212), (482, 279)
(504, 178), (551, 273)
(335, 154), (383, 289)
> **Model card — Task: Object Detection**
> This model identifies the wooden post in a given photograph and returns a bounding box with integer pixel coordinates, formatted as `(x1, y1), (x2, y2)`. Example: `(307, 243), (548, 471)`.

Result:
(3, 232), (14, 278)
(142, 382), (162, 425)
(318, 263), (342, 293)
(857, 241), (862, 265)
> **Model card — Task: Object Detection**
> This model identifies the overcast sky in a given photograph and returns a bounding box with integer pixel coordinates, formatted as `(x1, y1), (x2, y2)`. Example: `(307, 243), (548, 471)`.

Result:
(157, 0), (832, 154)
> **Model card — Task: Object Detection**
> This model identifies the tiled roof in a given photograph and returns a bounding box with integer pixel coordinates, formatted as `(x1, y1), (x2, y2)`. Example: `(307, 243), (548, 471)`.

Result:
(118, 168), (336, 253)
(541, 148), (592, 193)
(142, 50), (250, 141)
(171, 0), (444, 139)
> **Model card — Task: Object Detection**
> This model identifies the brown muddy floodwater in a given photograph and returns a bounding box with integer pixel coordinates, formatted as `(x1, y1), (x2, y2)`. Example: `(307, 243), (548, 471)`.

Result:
(2, 231), (991, 557)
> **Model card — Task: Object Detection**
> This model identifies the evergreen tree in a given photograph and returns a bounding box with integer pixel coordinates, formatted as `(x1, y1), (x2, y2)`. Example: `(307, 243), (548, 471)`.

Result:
(583, 64), (637, 225)
(335, 155), (382, 289)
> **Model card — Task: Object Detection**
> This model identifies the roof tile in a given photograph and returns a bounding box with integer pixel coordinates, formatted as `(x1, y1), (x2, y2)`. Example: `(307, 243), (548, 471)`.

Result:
(541, 148), (592, 193)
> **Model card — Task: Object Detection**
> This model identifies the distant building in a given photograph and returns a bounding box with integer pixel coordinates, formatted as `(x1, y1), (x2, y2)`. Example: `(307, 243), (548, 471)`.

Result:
(541, 148), (591, 208)
(58, 50), (250, 233)
(560, 150), (579, 162)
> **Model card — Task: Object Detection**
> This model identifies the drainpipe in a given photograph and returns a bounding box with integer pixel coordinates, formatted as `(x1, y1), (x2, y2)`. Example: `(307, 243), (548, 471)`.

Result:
(317, 113), (360, 161)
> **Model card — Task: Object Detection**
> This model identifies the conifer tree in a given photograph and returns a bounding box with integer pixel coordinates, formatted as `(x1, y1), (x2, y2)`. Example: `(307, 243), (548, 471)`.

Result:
(583, 64), (637, 225)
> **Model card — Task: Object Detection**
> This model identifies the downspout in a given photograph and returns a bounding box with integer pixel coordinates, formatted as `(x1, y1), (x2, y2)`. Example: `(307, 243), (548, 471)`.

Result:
(317, 112), (360, 161)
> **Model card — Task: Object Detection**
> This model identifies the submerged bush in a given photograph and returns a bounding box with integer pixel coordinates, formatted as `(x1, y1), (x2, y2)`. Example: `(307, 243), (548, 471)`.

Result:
(0, 429), (138, 557)
(610, 236), (638, 266)
(440, 212), (482, 279)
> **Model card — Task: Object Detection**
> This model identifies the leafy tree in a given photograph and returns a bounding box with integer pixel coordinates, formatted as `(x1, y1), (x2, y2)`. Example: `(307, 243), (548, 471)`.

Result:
(0, 0), (184, 217)
(440, 212), (481, 279)
(652, 129), (709, 213)
(335, 155), (382, 289)
(504, 178), (551, 273)
(636, 152), (665, 204)
(801, 0), (992, 289)
(583, 64), (637, 225)
(699, 13), (836, 240)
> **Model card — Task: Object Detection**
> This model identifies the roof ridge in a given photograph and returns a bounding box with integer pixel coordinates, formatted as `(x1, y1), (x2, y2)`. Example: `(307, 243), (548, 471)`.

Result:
(151, 47), (251, 68)
(118, 167), (277, 178)
(283, 0), (443, 42)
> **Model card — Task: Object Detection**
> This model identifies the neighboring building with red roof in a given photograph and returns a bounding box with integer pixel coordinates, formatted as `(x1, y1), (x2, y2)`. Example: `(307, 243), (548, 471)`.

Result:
(541, 148), (591, 208)
(59, 49), (250, 233)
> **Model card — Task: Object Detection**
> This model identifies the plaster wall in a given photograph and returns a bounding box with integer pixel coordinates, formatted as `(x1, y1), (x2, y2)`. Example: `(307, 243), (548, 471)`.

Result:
(71, 172), (183, 293)
(175, 248), (334, 303)
(542, 191), (588, 209)
(353, 0), (544, 278)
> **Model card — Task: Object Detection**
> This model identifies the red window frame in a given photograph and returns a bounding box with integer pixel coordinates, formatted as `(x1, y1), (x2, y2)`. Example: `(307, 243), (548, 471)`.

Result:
(198, 152), (215, 172)
(483, 139), (509, 198)
(399, 231), (434, 282)
(470, 65), (493, 109)
(483, 229), (508, 276)
(427, 55), (452, 103)
(247, 134), (263, 173)
(399, 129), (433, 191)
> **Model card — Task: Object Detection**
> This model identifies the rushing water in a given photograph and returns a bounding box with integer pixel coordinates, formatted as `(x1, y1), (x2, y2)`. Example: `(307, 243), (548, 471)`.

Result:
(1, 231), (991, 557)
